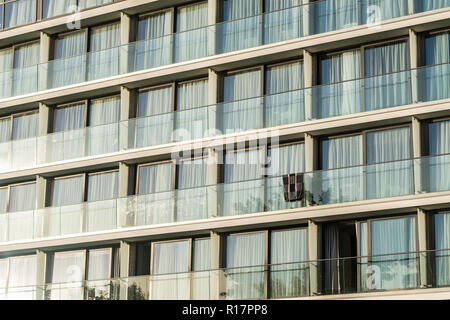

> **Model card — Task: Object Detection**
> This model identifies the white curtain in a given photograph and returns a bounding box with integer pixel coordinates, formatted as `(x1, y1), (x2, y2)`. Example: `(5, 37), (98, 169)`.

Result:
(175, 79), (208, 141)
(264, 0), (302, 43)
(51, 251), (85, 300)
(315, 0), (359, 34)
(11, 113), (39, 169)
(265, 61), (304, 127)
(366, 127), (413, 199)
(0, 48), (12, 98)
(435, 212), (450, 286)
(86, 171), (118, 232)
(369, 217), (417, 291)
(0, 118), (10, 172)
(86, 249), (111, 300)
(361, 0), (409, 23)
(152, 240), (190, 300)
(421, 0), (450, 11)
(265, 144), (305, 211)
(52, 31), (86, 88)
(136, 11), (172, 70)
(175, 2), (208, 62)
(176, 158), (208, 222)
(428, 120), (450, 192)
(320, 135), (363, 204)
(4, 0), (36, 28)
(226, 232), (265, 299)
(12, 42), (39, 96)
(0, 259), (7, 295)
(136, 86), (173, 148)
(42, 0), (77, 19)
(0, 188), (7, 213)
(221, 0), (261, 52)
(79, 0), (113, 10)
(6, 255), (37, 300)
(9, 183), (36, 212)
(223, 149), (264, 216)
(424, 32), (450, 101)
(12, 113), (38, 140)
(270, 228), (308, 298)
(319, 50), (362, 118)
(136, 163), (173, 226)
(192, 238), (211, 300)
(223, 69), (262, 133)
(364, 41), (410, 111)
(8, 183), (35, 241)
(53, 103), (86, 161)
(88, 96), (120, 156)
(88, 23), (120, 81)
(0, 118), (10, 143)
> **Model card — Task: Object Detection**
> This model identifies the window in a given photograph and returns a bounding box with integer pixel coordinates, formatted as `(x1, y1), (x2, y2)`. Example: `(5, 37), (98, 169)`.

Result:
(427, 119), (450, 192)
(0, 255), (37, 300)
(51, 22), (120, 87)
(149, 237), (210, 299)
(359, 216), (418, 291)
(424, 30), (450, 101)
(50, 95), (120, 161)
(0, 111), (39, 142)
(225, 227), (308, 299)
(48, 247), (115, 300)
(43, 0), (113, 19)
(434, 211), (450, 287)
(1, 0), (37, 29)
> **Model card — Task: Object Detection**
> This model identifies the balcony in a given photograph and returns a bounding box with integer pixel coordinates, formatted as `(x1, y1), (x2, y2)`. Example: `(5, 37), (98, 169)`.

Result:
(1, 248), (450, 300)
(0, 153), (449, 243)
(0, 0), (449, 100)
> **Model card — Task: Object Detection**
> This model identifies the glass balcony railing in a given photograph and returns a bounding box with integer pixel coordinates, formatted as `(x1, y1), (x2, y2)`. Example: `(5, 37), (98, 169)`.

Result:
(0, 0), (449, 99)
(2, 248), (450, 300)
(0, 62), (449, 174)
(0, 153), (449, 243)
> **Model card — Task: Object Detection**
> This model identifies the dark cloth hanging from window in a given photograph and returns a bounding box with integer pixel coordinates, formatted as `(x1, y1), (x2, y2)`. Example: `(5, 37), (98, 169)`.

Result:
(282, 173), (304, 202)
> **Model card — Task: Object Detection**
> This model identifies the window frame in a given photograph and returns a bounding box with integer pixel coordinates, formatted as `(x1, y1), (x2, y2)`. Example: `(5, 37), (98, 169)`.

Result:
(0, 181), (36, 213)
(0, 110), (39, 141)
(0, 253), (37, 291)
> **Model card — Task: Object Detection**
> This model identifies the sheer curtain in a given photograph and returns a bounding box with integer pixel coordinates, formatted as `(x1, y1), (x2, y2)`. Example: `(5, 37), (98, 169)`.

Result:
(270, 228), (308, 298)
(4, 0), (36, 29)
(223, 69), (262, 133)
(0, 118), (10, 142)
(53, 31), (86, 87)
(175, 79), (208, 141)
(421, 0), (450, 11)
(177, 158), (208, 222)
(364, 41), (409, 111)
(175, 2), (208, 62)
(152, 240), (190, 300)
(435, 212), (450, 286)
(428, 120), (450, 192)
(88, 23), (120, 81)
(265, 61), (304, 127)
(221, 0), (261, 52)
(265, 144), (305, 211)
(192, 238), (211, 300)
(86, 171), (118, 232)
(11, 113), (39, 169)
(370, 217), (417, 290)
(362, 0), (409, 23)
(53, 103), (86, 161)
(51, 251), (85, 300)
(424, 32), (450, 101)
(320, 50), (362, 118)
(315, 0), (359, 33)
(137, 86), (173, 148)
(7, 255), (37, 300)
(88, 96), (120, 155)
(79, 0), (113, 10)
(0, 118), (10, 170)
(0, 48), (12, 98)
(0, 188), (7, 213)
(366, 127), (412, 199)
(86, 249), (111, 300)
(223, 149), (264, 216)
(12, 42), (39, 96)
(136, 11), (173, 70)
(8, 183), (35, 241)
(321, 135), (363, 204)
(137, 163), (173, 225)
(43, 0), (77, 19)
(226, 232), (265, 299)
(0, 259), (7, 297)
(264, 0), (302, 43)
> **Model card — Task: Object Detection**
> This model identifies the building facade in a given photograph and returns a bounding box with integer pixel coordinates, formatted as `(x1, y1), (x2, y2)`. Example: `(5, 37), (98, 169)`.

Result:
(0, 0), (449, 300)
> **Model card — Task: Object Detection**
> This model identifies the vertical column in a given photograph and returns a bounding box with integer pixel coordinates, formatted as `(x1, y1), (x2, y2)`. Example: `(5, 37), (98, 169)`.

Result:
(305, 133), (319, 206)
(118, 162), (136, 228)
(120, 86), (136, 151)
(409, 29), (422, 104)
(35, 250), (46, 300)
(308, 220), (321, 295)
(210, 231), (226, 300)
(119, 241), (131, 300)
(302, 0), (312, 37)
(207, 0), (219, 56)
(39, 31), (52, 91)
(208, 68), (222, 136)
(412, 116), (424, 194)
(303, 50), (317, 121)
(417, 208), (429, 288)
(38, 103), (50, 165)
(120, 12), (136, 74)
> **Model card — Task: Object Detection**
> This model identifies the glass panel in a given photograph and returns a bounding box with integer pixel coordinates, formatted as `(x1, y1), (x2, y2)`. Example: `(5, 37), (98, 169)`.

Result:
(314, 0), (359, 34)
(86, 248), (111, 300)
(435, 212), (450, 286)
(264, 0), (303, 43)
(192, 238), (211, 300)
(50, 251), (85, 300)
(0, 48), (12, 98)
(4, 0), (36, 28)
(424, 32), (450, 101)
(152, 240), (189, 300)
(43, 0), (77, 19)
(88, 23), (120, 80)
(12, 42), (39, 96)
(78, 0), (113, 10)
(226, 232), (265, 299)
(270, 228), (308, 298)
(54, 103), (86, 132)
(53, 31), (86, 87)
(7, 255), (37, 300)
(50, 175), (83, 207)
(12, 113), (38, 140)
(0, 118), (11, 143)
(0, 188), (7, 213)
(9, 183), (35, 212)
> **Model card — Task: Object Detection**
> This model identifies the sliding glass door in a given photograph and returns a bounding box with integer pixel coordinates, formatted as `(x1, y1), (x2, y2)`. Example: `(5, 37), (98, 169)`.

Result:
(12, 42), (40, 96)
(434, 212), (450, 287)
(264, 0), (303, 43)
(427, 120), (450, 192)
(424, 32), (450, 101)
(50, 250), (85, 300)
(0, 255), (37, 300)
